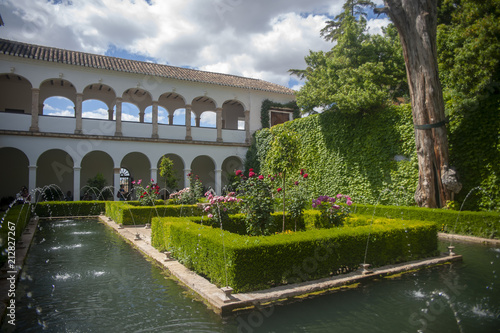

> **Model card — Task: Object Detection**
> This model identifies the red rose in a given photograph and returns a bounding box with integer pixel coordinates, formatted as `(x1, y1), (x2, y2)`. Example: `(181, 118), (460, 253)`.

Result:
(277, 188), (282, 192)
(303, 174), (308, 179)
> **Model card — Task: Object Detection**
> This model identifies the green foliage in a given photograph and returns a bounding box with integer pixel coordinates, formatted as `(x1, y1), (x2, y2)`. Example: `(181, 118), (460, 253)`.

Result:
(105, 201), (202, 226)
(0, 204), (32, 266)
(169, 173), (204, 205)
(320, 0), (376, 42)
(292, 16), (407, 114)
(353, 203), (500, 239)
(151, 217), (438, 292)
(255, 103), (418, 207)
(234, 169), (275, 235)
(85, 173), (112, 200)
(159, 156), (177, 193)
(437, 0), (500, 211)
(34, 201), (105, 217)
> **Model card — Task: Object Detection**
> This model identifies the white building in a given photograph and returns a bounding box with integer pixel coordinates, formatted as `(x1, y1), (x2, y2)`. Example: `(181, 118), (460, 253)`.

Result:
(0, 38), (295, 202)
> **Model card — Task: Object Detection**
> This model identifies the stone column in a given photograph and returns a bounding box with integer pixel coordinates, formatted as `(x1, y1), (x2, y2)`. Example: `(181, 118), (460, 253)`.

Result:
(108, 108), (114, 120)
(244, 109), (250, 143)
(115, 98), (123, 136)
(216, 107), (223, 142)
(74, 93), (83, 134)
(183, 168), (191, 189)
(29, 88), (40, 132)
(73, 166), (81, 201)
(113, 167), (121, 201)
(195, 115), (201, 127)
(215, 169), (222, 195)
(168, 112), (174, 125)
(28, 165), (37, 203)
(185, 105), (192, 141)
(150, 168), (157, 183)
(139, 109), (145, 123)
(152, 101), (159, 138)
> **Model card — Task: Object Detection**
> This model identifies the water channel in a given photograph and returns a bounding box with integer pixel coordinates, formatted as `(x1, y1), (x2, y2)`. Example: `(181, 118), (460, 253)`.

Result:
(3, 218), (499, 332)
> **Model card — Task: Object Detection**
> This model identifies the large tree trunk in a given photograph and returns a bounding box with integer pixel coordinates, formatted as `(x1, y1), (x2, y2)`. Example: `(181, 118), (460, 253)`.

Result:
(381, 0), (461, 207)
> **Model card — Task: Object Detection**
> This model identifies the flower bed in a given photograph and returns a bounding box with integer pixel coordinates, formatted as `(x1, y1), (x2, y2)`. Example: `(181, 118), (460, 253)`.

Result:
(151, 216), (438, 292)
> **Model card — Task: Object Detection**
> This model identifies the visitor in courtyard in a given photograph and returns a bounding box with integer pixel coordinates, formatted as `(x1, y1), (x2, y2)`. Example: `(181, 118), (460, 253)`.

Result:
(65, 190), (73, 201)
(16, 186), (31, 204)
(118, 185), (127, 201)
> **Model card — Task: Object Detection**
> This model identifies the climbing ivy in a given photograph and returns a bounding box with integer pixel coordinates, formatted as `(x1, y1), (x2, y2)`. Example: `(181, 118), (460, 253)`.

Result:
(251, 102), (499, 211)
(254, 104), (419, 207)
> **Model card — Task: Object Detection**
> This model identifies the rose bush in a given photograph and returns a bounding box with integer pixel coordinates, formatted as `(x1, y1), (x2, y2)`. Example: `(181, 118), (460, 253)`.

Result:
(312, 194), (352, 227)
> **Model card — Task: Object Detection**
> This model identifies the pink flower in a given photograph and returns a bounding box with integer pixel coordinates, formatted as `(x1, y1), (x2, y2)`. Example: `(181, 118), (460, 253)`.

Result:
(204, 206), (211, 212)
(258, 175), (264, 180)
(277, 188), (282, 192)
(235, 170), (242, 176)
(249, 168), (254, 172)
(208, 214), (213, 218)
(131, 181), (136, 185)
(303, 174), (308, 179)
(249, 171), (255, 178)
(294, 181), (299, 186)
(300, 169), (304, 176)
(151, 178), (154, 182)
(337, 194), (343, 199)
(346, 200), (352, 206)
(137, 180), (142, 185)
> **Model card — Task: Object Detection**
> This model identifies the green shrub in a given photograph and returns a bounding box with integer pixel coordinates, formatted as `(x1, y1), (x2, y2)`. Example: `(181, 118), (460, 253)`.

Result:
(353, 203), (500, 239)
(105, 202), (202, 225)
(152, 216), (438, 292)
(0, 204), (32, 266)
(34, 201), (105, 217)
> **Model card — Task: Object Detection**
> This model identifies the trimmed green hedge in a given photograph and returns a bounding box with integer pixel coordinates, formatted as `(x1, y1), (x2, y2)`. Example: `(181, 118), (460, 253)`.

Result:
(353, 203), (500, 239)
(151, 216), (438, 292)
(34, 201), (105, 217)
(0, 204), (32, 265)
(105, 202), (202, 225)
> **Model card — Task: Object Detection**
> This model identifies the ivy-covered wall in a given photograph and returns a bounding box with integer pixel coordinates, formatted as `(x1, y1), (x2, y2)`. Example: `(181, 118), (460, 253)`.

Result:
(250, 102), (499, 211)
(253, 104), (417, 206)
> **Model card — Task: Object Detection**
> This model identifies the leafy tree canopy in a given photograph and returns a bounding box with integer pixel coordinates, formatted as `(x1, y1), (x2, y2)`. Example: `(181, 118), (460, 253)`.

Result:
(291, 13), (407, 115)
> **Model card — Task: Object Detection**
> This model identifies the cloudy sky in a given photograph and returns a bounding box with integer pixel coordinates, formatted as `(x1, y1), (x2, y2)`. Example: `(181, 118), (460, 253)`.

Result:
(0, 0), (389, 122)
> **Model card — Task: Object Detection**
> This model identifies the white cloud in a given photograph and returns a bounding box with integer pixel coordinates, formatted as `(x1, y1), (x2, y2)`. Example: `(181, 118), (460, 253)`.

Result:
(82, 108), (109, 119)
(366, 17), (391, 35)
(200, 111), (216, 127)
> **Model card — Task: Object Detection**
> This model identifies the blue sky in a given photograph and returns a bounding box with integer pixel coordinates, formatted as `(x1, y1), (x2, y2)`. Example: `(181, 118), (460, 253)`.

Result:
(0, 0), (389, 124)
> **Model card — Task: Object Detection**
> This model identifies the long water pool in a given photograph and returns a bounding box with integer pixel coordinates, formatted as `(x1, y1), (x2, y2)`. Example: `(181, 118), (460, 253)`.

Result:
(2, 218), (500, 332)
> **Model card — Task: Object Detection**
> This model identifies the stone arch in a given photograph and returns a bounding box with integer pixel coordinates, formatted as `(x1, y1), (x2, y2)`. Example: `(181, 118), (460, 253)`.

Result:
(156, 153), (185, 196)
(159, 92), (186, 124)
(36, 149), (74, 200)
(0, 147), (29, 202)
(0, 73), (32, 114)
(122, 88), (153, 123)
(221, 156), (244, 191)
(191, 155), (216, 192)
(81, 151), (114, 200)
(83, 83), (116, 119)
(39, 78), (77, 113)
(191, 96), (216, 127)
(222, 99), (245, 130)
(121, 152), (151, 199)
(42, 96), (75, 117)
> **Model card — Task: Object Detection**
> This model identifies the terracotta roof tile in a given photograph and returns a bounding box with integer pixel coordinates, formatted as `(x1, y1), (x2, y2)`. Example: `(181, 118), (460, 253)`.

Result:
(0, 39), (295, 95)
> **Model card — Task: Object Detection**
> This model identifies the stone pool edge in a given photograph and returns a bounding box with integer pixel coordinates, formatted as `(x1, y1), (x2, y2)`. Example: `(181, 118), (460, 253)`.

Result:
(98, 215), (464, 316)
